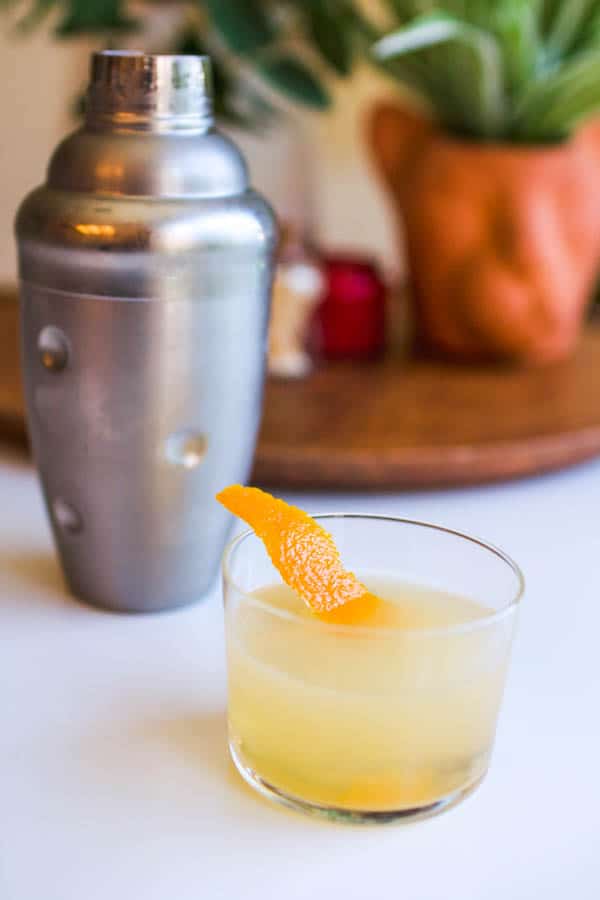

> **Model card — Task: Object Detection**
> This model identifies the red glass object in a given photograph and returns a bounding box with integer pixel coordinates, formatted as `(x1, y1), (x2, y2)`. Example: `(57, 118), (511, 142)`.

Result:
(315, 255), (387, 360)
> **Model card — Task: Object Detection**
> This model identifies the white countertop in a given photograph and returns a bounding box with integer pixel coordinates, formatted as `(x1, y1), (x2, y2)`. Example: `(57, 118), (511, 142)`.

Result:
(2, 447), (599, 900)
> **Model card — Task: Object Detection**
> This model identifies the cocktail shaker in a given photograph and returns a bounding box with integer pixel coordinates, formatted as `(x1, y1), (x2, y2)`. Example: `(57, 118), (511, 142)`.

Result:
(15, 51), (277, 613)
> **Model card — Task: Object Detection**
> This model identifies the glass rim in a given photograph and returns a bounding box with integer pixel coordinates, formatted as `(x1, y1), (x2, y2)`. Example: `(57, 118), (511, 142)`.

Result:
(222, 513), (525, 637)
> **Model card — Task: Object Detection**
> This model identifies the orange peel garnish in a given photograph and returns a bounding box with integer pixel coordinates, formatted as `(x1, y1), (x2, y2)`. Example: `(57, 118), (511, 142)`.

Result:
(217, 485), (399, 625)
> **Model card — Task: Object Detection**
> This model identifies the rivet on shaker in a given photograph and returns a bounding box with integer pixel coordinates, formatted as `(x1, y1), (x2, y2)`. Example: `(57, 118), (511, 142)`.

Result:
(165, 430), (208, 469)
(38, 326), (70, 373)
(52, 499), (83, 534)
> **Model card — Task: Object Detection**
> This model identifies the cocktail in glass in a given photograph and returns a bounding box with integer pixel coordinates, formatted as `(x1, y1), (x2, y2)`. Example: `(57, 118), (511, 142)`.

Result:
(223, 514), (523, 824)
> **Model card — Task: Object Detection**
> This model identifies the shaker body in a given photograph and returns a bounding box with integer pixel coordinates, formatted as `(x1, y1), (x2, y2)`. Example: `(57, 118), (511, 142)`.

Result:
(16, 53), (276, 612)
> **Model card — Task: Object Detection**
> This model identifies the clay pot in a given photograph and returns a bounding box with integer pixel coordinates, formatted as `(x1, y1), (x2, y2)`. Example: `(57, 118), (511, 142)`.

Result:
(369, 104), (600, 364)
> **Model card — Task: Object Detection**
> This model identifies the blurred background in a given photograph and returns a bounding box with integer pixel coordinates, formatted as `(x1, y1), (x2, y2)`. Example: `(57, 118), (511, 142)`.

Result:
(4, 0), (600, 486)
(0, 0), (400, 286)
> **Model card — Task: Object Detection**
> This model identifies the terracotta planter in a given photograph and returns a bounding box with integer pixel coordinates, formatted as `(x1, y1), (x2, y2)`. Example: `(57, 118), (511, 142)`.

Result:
(369, 104), (600, 364)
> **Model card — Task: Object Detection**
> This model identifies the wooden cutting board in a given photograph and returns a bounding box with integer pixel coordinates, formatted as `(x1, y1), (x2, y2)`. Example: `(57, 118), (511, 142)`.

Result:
(3, 287), (600, 489)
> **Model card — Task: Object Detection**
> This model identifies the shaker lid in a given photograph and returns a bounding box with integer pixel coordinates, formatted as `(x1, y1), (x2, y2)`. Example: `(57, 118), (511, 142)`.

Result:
(86, 51), (213, 131)
(44, 50), (251, 198)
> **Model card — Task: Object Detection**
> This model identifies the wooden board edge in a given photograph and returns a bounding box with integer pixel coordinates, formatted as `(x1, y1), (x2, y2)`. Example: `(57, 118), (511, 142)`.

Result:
(252, 427), (600, 489)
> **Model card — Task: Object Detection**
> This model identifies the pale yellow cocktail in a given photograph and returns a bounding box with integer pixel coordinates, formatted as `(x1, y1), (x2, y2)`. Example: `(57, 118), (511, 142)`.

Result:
(221, 508), (522, 823)
(227, 577), (516, 818)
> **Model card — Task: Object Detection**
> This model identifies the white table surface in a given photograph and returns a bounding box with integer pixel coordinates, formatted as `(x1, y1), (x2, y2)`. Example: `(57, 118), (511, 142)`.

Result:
(1, 446), (599, 900)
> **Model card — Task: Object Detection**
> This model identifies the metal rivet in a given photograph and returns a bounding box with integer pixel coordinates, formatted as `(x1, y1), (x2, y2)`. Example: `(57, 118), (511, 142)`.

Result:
(52, 498), (82, 534)
(38, 326), (69, 373)
(165, 430), (208, 469)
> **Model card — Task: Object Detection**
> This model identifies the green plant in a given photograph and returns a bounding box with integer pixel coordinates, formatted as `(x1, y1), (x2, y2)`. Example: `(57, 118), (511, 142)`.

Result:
(4, 1), (600, 141)
(0, 0), (374, 126)
(374, 1), (600, 141)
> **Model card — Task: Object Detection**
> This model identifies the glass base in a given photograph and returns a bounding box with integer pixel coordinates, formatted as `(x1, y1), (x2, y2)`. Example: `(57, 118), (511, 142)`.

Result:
(230, 742), (485, 826)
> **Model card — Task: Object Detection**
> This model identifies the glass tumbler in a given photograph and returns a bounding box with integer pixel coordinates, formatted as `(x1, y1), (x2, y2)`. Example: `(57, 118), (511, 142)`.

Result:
(223, 515), (523, 824)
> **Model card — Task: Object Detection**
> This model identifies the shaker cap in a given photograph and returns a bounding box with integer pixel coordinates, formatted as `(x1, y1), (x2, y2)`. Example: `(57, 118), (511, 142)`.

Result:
(86, 51), (213, 131)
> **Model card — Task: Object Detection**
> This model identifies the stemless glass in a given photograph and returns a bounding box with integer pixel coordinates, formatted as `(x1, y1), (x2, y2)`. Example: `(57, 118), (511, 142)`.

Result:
(223, 515), (524, 824)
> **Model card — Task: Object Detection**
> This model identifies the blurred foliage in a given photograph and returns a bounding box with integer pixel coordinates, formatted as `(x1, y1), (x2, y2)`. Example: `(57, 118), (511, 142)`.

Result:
(0, 0), (375, 126)
(374, 1), (600, 141)
(3, 1), (600, 140)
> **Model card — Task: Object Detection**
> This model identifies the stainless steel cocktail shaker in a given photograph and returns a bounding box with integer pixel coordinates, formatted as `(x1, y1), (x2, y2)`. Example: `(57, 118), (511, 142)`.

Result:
(15, 51), (277, 613)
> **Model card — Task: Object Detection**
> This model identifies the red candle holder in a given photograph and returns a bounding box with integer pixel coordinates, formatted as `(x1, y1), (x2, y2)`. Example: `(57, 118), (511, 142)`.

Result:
(314, 255), (387, 361)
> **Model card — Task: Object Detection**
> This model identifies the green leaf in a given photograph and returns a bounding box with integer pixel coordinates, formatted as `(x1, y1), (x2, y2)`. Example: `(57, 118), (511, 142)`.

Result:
(492, 2), (540, 95)
(203, 0), (276, 56)
(539, 0), (563, 35)
(56, 0), (137, 36)
(373, 13), (507, 137)
(513, 51), (600, 140)
(374, 15), (468, 56)
(260, 55), (330, 109)
(306, 3), (352, 75)
(545, 0), (599, 56)
(572, 10), (600, 55)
